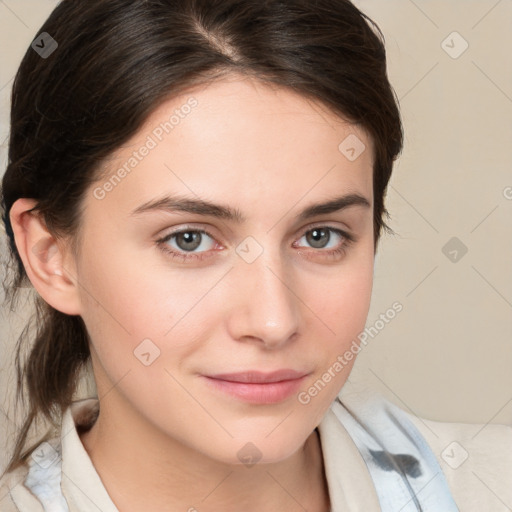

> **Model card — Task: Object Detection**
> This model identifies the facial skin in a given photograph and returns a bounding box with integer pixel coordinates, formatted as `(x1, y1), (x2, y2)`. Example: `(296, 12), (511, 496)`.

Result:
(11, 73), (375, 511)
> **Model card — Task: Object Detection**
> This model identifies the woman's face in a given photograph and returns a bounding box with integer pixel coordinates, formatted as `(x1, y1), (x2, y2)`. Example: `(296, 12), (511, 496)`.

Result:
(73, 75), (375, 464)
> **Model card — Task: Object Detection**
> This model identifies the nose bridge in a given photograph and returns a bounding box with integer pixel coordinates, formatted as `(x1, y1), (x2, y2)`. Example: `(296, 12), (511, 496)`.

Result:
(228, 238), (300, 346)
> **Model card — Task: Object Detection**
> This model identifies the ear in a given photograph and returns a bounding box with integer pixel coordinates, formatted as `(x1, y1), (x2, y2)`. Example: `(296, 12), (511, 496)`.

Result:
(9, 198), (81, 315)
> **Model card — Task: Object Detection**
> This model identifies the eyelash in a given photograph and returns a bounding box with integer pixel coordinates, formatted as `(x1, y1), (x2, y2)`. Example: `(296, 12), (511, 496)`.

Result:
(156, 225), (356, 263)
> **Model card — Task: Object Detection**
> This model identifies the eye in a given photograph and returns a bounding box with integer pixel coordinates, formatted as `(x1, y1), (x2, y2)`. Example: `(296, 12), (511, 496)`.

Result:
(296, 227), (344, 249)
(293, 226), (355, 260)
(156, 227), (219, 262)
(156, 225), (356, 263)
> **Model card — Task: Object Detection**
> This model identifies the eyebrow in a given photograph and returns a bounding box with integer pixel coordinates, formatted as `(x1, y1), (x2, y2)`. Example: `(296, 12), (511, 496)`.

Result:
(130, 193), (371, 223)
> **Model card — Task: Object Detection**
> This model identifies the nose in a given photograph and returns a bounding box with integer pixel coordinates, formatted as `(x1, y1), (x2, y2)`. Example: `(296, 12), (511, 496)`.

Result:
(226, 250), (301, 349)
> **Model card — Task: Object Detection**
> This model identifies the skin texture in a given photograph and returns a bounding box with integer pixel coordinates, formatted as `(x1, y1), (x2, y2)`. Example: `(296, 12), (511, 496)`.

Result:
(10, 74), (375, 511)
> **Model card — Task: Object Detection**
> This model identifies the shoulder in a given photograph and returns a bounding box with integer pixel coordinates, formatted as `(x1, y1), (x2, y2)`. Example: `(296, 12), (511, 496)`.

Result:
(0, 434), (70, 512)
(337, 382), (512, 511)
(0, 398), (100, 512)
(0, 434), (66, 512)
(406, 410), (512, 511)
(0, 463), (43, 512)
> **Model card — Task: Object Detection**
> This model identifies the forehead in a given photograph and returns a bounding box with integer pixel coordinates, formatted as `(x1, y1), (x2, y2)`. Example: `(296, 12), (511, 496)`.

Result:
(88, 75), (374, 222)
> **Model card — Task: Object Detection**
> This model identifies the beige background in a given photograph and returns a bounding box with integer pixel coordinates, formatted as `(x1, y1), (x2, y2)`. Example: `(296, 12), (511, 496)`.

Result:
(1, 0), (511, 472)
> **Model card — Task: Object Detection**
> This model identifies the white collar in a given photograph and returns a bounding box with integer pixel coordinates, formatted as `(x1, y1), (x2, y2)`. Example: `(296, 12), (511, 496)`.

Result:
(23, 387), (458, 511)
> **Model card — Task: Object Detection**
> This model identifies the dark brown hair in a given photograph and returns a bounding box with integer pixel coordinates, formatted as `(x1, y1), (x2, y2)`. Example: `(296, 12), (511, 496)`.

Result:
(0, 0), (403, 474)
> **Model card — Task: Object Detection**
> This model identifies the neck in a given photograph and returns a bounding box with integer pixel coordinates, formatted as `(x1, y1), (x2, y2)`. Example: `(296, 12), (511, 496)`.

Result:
(79, 392), (330, 512)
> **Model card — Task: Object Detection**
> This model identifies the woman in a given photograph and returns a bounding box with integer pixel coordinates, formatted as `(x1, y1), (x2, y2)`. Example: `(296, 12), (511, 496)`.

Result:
(1, 1), (511, 511)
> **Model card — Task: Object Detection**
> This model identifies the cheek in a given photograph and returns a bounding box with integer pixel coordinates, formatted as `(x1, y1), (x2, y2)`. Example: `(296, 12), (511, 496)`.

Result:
(75, 240), (220, 379)
(294, 274), (373, 416)
(78, 227), (373, 340)
(309, 250), (374, 339)
(297, 247), (374, 388)
(73, 230), (374, 462)
(77, 224), (373, 387)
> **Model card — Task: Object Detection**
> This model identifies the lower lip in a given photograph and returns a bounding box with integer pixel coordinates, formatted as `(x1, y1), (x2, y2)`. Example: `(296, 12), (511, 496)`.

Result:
(202, 376), (307, 404)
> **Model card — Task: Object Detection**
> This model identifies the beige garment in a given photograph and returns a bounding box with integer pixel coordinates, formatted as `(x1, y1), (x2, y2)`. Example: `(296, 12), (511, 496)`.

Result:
(1, 388), (511, 511)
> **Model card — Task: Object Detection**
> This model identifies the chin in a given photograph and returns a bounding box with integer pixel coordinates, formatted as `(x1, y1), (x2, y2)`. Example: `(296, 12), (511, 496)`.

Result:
(211, 429), (310, 467)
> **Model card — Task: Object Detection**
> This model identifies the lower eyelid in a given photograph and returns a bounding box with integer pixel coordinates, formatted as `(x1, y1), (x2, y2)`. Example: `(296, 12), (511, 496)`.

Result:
(160, 229), (218, 250)
(158, 226), (353, 258)
(294, 226), (351, 245)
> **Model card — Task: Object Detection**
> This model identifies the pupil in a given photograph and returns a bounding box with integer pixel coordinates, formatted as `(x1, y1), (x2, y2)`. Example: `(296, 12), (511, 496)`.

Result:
(309, 228), (329, 248)
(178, 231), (201, 251)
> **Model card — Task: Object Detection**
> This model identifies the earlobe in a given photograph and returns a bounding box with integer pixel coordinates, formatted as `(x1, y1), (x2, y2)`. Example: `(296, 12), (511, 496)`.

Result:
(9, 198), (82, 315)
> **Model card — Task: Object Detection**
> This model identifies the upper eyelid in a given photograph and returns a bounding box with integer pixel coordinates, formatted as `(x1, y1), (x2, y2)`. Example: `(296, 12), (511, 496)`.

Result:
(159, 223), (353, 246)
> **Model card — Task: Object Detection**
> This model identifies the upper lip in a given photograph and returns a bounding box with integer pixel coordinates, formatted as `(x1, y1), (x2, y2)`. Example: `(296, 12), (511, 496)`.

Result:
(205, 369), (309, 384)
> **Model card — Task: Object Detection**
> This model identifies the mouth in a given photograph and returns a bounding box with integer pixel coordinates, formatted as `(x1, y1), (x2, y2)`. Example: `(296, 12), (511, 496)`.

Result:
(201, 369), (310, 404)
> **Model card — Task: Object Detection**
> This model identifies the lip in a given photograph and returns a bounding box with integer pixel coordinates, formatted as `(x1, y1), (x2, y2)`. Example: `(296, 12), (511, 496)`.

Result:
(202, 369), (310, 404)
(207, 369), (309, 383)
